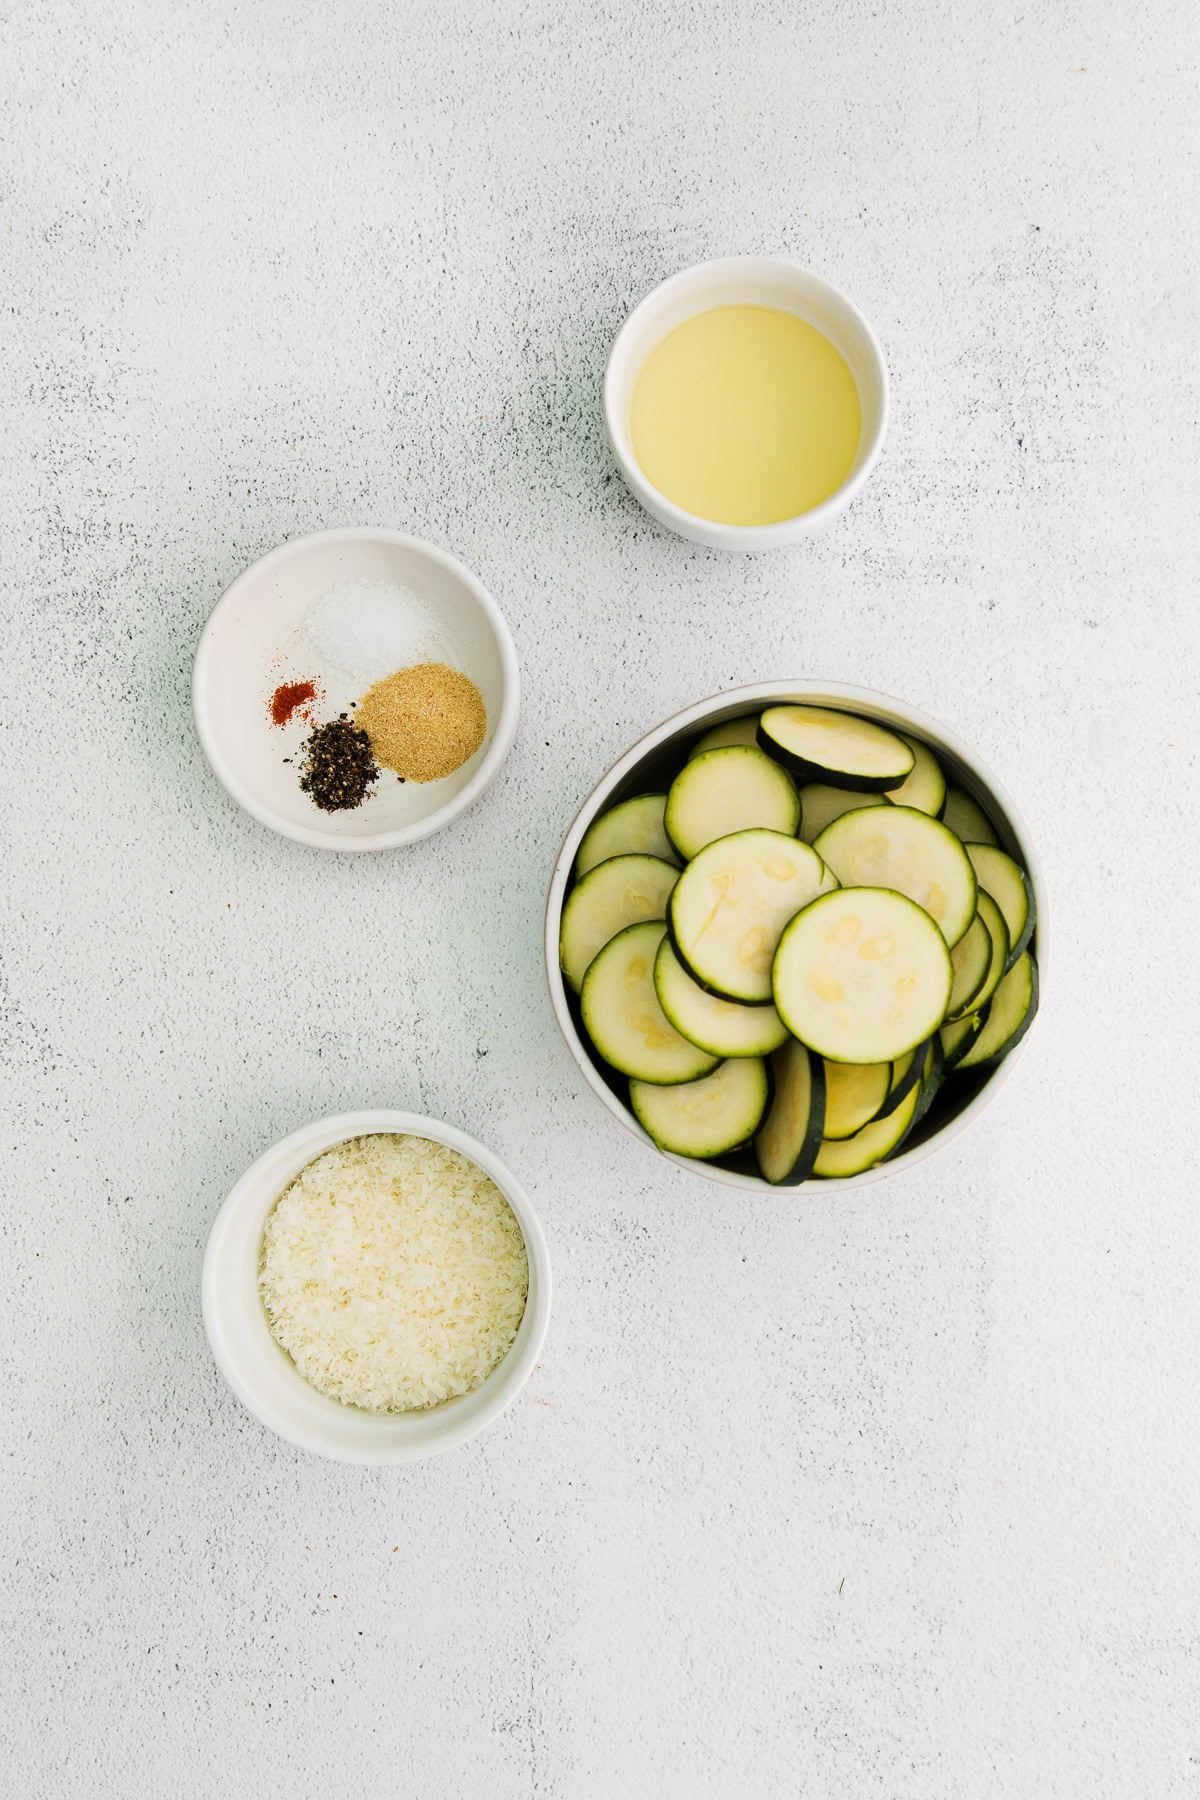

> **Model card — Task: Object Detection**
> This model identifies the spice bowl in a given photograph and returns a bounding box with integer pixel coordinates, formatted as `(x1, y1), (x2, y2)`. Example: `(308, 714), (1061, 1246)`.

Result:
(202, 1109), (552, 1463)
(545, 679), (1046, 1193)
(193, 528), (520, 851)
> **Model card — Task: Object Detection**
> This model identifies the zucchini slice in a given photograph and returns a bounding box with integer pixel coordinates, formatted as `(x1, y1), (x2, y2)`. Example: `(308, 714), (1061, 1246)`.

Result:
(886, 732), (947, 817)
(668, 829), (828, 1004)
(758, 705), (914, 792)
(946, 911), (992, 1017)
(798, 783), (887, 845)
(773, 887), (952, 1064)
(952, 889), (1007, 1018)
(577, 794), (680, 876)
(688, 715), (761, 758)
(581, 922), (719, 1084)
(813, 805), (977, 948)
(755, 1040), (826, 1184)
(631, 1057), (768, 1160)
(822, 1057), (891, 1139)
(939, 1011), (983, 1071)
(874, 1036), (932, 1120)
(559, 853), (678, 991)
(813, 1080), (920, 1178)
(957, 953), (1038, 1071)
(964, 844), (1035, 973)
(665, 747), (800, 861)
(906, 1037), (945, 1135)
(942, 786), (999, 848)
(654, 937), (789, 1058)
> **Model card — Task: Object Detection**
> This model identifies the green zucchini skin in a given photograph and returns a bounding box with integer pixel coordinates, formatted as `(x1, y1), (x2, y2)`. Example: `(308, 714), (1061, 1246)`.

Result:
(759, 705), (921, 792)
(957, 954), (1039, 1072)
(907, 1037), (946, 1136)
(754, 1040), (827, 1185)
(756, 720), (912, 792)
(874, 1037), (933, 1121)
(964, 844), (1036, 975)
(939, 1010), (984, 1071)
(813, 1080), (920, 1178)
(945, 912), (992, 1018)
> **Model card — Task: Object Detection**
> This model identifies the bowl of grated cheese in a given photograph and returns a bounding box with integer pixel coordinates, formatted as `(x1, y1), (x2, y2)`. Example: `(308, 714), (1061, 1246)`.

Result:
(202, 1110), (551, 1462)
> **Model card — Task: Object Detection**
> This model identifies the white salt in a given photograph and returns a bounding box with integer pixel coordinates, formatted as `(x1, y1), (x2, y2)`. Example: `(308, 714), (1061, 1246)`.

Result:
(300, 578), (450, 687)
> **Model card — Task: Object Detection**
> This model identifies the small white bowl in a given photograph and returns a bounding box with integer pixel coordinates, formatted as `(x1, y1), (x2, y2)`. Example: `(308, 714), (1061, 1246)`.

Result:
(193, 528), (520, 851)
(545, 681), (1046, 1193)
(603, 257), (889, 551)
(202, 1110), (552, 1463)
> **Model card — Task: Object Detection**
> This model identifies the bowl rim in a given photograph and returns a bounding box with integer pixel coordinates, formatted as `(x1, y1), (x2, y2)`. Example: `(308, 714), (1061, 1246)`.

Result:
(544, 679), (1047, 1192)
(602, 256), (890, 548)
(201, 1108), (552, 1463)
(192, 526), (521, 852)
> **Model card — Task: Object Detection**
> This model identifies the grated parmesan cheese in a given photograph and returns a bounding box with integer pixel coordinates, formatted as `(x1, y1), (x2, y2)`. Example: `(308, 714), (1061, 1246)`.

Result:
(259, 1134), (529, 1413)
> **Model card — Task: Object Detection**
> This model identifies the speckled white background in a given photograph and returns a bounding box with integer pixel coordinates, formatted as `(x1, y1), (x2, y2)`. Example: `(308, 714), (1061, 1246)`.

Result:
(3, 1), (1199, 1794)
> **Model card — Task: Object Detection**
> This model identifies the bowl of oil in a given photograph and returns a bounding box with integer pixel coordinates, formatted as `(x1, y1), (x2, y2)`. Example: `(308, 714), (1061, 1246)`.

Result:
(603, 257), (888, 551)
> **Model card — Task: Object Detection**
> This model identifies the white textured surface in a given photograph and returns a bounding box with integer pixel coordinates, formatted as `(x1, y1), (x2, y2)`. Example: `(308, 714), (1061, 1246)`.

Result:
(3, 2), (1199, 1794)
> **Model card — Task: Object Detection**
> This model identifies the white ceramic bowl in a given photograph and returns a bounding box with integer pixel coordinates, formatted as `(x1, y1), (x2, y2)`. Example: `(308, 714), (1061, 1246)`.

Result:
(545, 681), (1046, 1192)
(193, 528), (520, 851)
(603, 257), (889, 550)
(202, 1109), (551, 1463)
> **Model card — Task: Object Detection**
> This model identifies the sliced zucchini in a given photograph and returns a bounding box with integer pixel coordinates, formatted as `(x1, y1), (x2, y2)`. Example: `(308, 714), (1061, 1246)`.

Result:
(822, 1058), (891, 1140)
(946, 912), (992, 1018)
(816, 858), (841, 896)
(813, 1080), (920, 1178)
(668, 829), (827, 1004)
(813, 805), (977, 947)
(957, 953), (1038, 1071)
(581, 922), (719, 1084)
(754, 1040), (826, 1184)
(874, 1036), (932, 1120)
(964, 844), (1035, 973)
(886, 732), (947, 817)
(906, 1037), (945, 1134)
(798, 783), (887, 845)
(577, 794), (680, 876)
(688, 715), (761, 758)
(664, 747), (800, 861)
(758, 705), (914, 792)
(654, 937), (789, 1058)
(942, 786), (999, 848)
(560, 854), (678, 991)
(939, 1011), (983, 1071)
(773, 887), (952, 1064)
(959, 889), (1008, 1017)
(631, 1057), (768, 1159)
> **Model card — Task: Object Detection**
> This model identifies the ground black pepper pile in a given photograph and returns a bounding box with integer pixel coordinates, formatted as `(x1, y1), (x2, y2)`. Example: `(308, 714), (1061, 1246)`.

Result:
(298, 716), (380, 812)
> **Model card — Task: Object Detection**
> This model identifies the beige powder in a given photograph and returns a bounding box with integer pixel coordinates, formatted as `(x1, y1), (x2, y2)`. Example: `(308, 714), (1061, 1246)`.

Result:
(356, 662), (487, 782)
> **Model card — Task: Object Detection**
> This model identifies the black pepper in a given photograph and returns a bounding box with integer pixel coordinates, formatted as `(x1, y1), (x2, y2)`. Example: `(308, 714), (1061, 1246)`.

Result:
(297, 717), (380, 813)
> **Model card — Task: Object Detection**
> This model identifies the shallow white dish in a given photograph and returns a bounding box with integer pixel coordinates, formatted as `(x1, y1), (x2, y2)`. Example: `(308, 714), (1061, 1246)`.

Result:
(202, 1109), (551, 1463)
(193, 528), (520, 851)
(545, 680), (1047, 1192)
(603, 256), (889, 551)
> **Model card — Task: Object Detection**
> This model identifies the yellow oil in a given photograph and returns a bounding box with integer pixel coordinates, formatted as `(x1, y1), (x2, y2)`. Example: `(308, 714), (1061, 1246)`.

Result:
(629, 305), (861, 526)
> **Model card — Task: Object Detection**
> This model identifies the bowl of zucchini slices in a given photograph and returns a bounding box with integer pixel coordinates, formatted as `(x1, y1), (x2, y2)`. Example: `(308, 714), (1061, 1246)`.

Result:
(545, 681), (1045, 1191)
